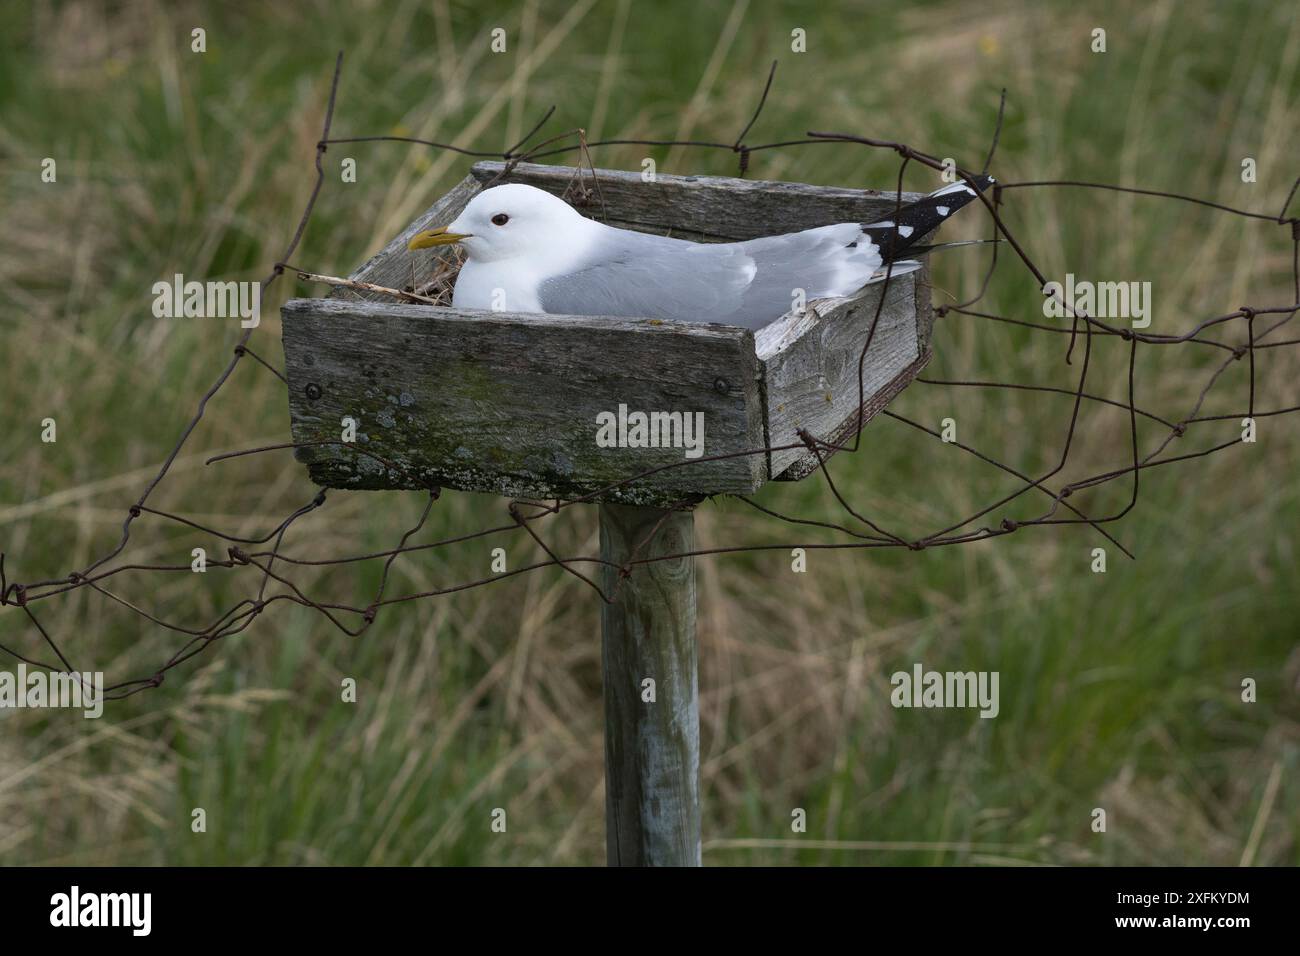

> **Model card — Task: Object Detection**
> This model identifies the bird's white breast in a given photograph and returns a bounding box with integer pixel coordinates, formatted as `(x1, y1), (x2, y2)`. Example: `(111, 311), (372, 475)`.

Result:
(452, 259), (544, 313)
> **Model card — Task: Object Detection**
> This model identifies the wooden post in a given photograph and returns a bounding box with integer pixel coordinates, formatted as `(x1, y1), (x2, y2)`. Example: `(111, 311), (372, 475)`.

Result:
(599, 503), (701, 866)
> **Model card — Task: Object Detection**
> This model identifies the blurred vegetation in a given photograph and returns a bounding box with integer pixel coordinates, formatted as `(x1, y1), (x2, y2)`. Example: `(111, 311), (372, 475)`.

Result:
(0, 0), (1296, 865)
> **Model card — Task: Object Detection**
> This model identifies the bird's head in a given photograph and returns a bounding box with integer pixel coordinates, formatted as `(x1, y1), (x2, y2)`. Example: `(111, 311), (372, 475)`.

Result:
(407, 183), (588, 263)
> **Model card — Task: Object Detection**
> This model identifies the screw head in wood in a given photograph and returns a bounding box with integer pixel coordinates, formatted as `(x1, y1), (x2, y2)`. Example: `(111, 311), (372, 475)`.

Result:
(305, 383), (322, 401)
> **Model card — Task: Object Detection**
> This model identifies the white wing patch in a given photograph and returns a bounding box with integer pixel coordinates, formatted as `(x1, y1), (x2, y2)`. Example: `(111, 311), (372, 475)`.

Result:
(932, 180), (979, 198)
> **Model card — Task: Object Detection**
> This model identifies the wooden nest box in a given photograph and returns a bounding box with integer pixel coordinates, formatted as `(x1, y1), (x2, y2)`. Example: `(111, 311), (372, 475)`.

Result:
(280, 162), (935, 506)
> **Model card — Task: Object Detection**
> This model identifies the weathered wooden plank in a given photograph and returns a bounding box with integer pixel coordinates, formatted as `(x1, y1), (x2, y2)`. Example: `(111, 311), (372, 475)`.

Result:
(471, 161), (928, 242)
(599, 503), (700, 866)
(913, 264), (937, 357)
(778, 350), (932, 482)
(280, 298), (765, 505)
(757, 274), (923, 479)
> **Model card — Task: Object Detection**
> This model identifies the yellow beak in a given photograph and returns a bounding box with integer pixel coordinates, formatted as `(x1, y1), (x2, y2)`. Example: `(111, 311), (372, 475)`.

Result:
(408, 226), (470, 250)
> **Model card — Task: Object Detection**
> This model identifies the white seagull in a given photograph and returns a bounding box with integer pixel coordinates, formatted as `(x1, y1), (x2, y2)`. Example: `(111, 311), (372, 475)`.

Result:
(408, 176), (993, 331)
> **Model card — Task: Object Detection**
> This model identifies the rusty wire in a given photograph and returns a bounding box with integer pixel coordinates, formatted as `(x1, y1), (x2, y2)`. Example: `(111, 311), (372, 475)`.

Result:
(2, 53), (1298, 701)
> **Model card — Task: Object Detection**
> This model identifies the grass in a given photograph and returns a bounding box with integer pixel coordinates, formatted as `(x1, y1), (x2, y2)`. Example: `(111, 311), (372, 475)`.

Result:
(0, 0), (1296, 866)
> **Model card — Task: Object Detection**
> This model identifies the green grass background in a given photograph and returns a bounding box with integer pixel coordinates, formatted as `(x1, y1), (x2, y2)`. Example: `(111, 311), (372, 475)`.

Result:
(0, 0), (1296, 865)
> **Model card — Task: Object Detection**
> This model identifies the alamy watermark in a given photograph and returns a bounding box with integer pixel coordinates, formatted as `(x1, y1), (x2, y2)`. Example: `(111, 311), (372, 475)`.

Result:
(595, 404), (705, 459)
(151, 273), (261, 328)
(890, 663), (1000, 718)
(0, 665), (104, 718)
(1043, 273), (1152, 329)
(50, 886), (151, 936)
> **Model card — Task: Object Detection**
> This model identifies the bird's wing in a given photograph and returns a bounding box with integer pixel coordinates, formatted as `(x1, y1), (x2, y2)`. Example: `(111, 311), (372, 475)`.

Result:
(733, 224), (885, 324)
(537, 224), (894, 330)
(537, 229), (754, 324)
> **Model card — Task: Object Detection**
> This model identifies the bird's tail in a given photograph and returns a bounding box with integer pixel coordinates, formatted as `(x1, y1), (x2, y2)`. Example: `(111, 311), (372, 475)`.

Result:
(860, 174), (995, 262)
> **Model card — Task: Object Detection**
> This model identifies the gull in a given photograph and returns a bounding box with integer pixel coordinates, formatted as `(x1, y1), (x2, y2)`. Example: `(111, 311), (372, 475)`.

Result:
(408, 176), (993, 331)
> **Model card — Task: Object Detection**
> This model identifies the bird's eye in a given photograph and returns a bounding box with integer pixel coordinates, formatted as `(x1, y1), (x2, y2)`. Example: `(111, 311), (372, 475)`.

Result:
(491, 213), (509, 226)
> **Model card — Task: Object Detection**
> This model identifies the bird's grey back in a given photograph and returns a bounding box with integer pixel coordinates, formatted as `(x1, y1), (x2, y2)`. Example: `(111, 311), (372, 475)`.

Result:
(537, 222), (880, 331)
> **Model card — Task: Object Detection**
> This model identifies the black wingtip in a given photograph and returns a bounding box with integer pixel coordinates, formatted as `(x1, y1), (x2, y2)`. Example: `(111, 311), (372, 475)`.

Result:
(862, 175), (994, 261)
